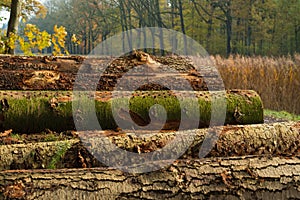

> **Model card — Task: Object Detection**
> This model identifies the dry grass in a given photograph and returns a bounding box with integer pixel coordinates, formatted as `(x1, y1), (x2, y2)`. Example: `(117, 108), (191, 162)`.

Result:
(213, 54), (300, 115)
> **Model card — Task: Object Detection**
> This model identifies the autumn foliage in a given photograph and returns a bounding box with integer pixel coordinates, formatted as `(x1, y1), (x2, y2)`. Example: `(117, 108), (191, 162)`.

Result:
(6, 24), (79, 55)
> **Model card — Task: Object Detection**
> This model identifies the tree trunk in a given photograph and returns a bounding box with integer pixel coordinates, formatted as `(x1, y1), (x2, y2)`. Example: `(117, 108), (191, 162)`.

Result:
(1, 156), (300, 199)
(225, 14), (232, 57)
(6, 0), (21, 55)
(206, 6), (215, 53)
(155, 0), (165, 55)
(245, 0), (254, 56)
(214, 0), (232, 57)
(295, 26), (300, 53)
(246, 24), (252, 55)
(178, 0), (187, 55)
(127, 2), (133, 51)
(170, 0), (177, 53)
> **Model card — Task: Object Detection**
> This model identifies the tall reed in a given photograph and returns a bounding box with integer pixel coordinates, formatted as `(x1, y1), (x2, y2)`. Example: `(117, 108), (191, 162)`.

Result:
(213, 54), (300, 114)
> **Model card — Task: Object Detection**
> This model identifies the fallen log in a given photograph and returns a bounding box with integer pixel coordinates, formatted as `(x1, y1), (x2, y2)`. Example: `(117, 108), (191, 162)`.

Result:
(0, 140), (80, 170)
(1, 122), (299, 170)
(79, 121), (300, 167)
(0, 90), (263, 133)
(0, 54), (215, 91)
(0, 156), (299, 199)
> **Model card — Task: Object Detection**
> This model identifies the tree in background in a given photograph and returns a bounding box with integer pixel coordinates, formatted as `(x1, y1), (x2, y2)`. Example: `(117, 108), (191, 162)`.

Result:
(1, 0), (46, 54)
(6, 0), (21, 54)
(3, 0), (300, 56)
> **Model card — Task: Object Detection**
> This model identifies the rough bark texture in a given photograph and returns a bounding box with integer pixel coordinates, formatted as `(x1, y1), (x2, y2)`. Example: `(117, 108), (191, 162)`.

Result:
(1, 122), (299, 170)
(79, 121), (300, 166)
(0, 156), (299, 199)
(0, 54), (221, 91)
(0, 140), (79, 170)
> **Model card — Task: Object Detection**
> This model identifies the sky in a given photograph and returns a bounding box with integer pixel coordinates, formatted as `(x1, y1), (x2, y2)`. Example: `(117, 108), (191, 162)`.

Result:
(0, 10), (9, 28)
(0, 0), (45, 28)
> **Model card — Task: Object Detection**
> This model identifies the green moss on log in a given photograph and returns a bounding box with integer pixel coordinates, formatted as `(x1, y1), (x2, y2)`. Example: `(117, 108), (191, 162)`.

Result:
(3, 97), (74, 133)
(0, 90), (263, 133)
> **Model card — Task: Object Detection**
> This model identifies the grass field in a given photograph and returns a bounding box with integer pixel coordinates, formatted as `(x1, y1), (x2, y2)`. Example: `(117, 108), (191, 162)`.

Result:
(264, 109), (300, 121)
(215, 54), (300, 115)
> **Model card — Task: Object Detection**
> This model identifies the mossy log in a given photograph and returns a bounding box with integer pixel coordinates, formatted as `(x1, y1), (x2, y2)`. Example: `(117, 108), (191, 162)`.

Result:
(0, 156), (300, 199)
(0, 90), (263, 133)
(1, 122), (299, 170)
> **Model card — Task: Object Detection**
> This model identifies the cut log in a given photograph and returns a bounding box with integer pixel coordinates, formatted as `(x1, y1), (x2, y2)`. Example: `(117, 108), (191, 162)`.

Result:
(79, 121), (300, 167)
(0, 140), (79, 170)
(0, 90), (263, 133)
(1, 122), (299, 170)
(0, 156), (299, 199)
(0, 55), (214, 91)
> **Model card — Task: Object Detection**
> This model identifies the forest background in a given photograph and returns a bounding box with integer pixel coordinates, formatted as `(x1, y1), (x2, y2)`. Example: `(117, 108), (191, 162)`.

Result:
(1, 0), (300, 57)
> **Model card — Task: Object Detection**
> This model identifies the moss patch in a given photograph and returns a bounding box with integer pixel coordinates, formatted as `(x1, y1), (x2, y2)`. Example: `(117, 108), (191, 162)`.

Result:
(0, 90), (263, 132)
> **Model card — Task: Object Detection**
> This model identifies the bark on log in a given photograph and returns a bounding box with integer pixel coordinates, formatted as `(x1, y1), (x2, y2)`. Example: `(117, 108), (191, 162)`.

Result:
(79, 121), (300, 167)
(0, 90), (263, 132)
(0, 54), (218, 91)
(1, 122), (299, 170)
(0, 140), (80, 170)
(0, 156), (300, 200)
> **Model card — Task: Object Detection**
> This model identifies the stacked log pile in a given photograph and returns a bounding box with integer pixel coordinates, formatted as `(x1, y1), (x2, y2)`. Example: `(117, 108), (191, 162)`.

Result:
(0, 53), (299, 199)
